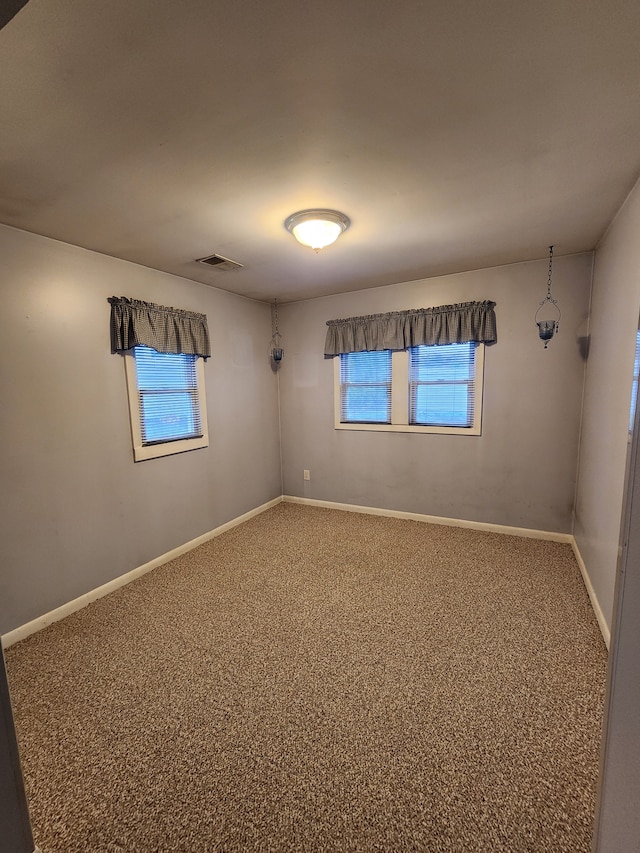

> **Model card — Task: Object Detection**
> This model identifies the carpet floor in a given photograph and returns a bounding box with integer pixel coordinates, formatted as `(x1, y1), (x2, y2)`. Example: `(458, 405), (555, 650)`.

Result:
(5, 503), (608, 852)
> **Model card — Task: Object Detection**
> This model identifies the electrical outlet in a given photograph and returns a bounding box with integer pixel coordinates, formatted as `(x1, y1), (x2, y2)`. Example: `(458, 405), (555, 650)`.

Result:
(303, 469), (311, 481)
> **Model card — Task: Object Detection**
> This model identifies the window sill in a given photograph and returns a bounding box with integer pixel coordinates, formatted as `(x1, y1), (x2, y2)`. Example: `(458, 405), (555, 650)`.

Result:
(334, 422), (481, 436)
(132, 435), (209, 462)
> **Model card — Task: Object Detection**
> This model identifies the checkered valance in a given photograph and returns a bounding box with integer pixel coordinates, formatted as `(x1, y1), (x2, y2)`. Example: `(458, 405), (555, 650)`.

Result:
(108, 296), (211, 358)
(324, 300), (497, 356)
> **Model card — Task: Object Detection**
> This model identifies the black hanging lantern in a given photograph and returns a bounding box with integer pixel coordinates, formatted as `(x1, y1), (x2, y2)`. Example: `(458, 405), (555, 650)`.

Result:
(270, 299), (284, 364)
(535, 245), (561, 348)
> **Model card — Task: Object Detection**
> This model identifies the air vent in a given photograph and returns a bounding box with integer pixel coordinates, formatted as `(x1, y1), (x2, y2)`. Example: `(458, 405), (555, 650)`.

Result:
(196, 253), (243, 272)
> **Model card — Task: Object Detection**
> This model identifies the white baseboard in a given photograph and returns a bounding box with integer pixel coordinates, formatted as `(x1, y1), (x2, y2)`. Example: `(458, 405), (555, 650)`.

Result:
(283, 495), (573, 542)
(570, 539), (611, 649)
(1, 497), (282, 649)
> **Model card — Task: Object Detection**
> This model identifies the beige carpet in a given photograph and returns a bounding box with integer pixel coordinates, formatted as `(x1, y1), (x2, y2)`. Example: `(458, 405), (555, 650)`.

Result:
(5, 503), (608, 852)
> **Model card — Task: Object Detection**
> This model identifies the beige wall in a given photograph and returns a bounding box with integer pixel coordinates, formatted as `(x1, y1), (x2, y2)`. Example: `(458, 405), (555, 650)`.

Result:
(571, 178), (640, 853)
(574, 178), (640, 631)
(595, 386), (640, 851)
(0, 224), (282, 635)
(278, 253), (592, 533)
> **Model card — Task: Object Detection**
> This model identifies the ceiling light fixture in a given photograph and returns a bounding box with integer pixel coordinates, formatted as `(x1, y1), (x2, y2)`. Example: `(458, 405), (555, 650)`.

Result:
(285, 209), (350, 251)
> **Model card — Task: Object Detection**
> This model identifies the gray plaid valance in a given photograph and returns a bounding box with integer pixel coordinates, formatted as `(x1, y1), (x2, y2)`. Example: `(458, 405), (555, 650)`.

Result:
(108, 296), (211, 358)
(324, 300), (497, 356)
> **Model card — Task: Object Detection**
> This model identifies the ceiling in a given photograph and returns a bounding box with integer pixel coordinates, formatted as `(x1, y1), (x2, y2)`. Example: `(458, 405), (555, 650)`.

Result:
(1, 0), (640, 303)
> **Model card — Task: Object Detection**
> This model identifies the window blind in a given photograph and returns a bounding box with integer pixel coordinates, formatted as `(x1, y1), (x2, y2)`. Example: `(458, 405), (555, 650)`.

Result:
(409, 343), (476, 427)
(133, 346), (203, 445)
(340, 351), (392, 423)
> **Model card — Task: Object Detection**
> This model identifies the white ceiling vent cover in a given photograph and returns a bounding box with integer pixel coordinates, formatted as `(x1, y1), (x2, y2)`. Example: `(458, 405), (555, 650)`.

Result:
(196, 253), (243, 271)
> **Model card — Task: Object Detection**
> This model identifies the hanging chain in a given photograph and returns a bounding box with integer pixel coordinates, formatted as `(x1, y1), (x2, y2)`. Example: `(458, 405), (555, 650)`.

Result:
(272, 299), (279, 337)
(539, 245), (557, 308)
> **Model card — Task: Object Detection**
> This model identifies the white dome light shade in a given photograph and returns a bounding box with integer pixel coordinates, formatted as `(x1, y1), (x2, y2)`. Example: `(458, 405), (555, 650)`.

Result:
(292, 218), (342, 249)
(285, 209), (350, 251)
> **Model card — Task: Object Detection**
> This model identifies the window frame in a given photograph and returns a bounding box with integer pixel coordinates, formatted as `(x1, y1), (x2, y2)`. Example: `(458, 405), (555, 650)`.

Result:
(339, 349), (393, 425)
(334, 345), (484, 436)
(123, 348), (210, 462)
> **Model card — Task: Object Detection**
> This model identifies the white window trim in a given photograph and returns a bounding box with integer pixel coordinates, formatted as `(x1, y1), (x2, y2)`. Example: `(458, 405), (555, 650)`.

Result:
(334, 346), (484, 436)
(123, 351), (210, 462)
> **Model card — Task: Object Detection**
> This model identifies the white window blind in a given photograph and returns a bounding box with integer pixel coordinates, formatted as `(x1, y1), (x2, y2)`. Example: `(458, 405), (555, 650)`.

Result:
(339, 350), (392, 423)
(133, 346), (203, 445)
(409, 343), (476, 427)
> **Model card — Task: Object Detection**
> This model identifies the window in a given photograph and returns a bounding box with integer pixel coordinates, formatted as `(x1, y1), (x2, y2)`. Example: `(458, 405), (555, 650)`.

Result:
(124, 346), (209, 461)
(335, 343), (484, 435)
(340, 351), (392, 423)
(409, 343), (476, 427)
